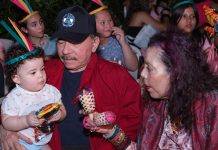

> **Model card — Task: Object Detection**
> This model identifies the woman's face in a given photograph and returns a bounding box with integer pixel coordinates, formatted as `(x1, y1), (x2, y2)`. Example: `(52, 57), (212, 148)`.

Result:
(141, 46), (171, 99)
(24, 13), (45, 38)
(177, 7), (196, 33)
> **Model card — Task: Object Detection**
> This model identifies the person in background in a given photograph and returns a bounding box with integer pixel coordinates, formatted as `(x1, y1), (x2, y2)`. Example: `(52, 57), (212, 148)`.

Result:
(87, 1), (138, 71)
(124, 0), (169, 42)
(170, 0), (218, 74)
(0, 5), (142, 150)
(139, 30), (218, 149)
(0, 39), (11, 96)
(149, 0), (171, 22)
(11, 0), (57, 61)
(123, 0), (170, 77)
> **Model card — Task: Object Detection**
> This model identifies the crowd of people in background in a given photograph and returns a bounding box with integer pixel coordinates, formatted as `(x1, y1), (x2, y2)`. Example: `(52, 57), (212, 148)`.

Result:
(0, 0), (218, 149)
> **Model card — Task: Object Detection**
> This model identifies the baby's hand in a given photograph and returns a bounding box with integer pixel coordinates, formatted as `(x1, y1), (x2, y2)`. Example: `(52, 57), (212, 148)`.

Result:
(112, 27), (125, 43)
(48, 110), (61, 123)
(26, 112), (42, 127)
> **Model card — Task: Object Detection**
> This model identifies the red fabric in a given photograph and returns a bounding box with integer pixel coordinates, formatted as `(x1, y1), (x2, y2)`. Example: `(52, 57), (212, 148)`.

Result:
(45, 58), (64, 150)
(139, 91), (218, 150)
(45, 54), (143, 150)
(196, 0), (210, 26)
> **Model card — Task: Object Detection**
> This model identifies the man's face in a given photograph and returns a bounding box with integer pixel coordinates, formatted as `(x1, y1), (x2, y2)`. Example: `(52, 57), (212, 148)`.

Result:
(57, 36), (99, 72)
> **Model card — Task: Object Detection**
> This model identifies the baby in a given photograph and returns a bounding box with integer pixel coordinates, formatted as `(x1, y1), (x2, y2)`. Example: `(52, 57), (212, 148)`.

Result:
(1, 46), (66, 150)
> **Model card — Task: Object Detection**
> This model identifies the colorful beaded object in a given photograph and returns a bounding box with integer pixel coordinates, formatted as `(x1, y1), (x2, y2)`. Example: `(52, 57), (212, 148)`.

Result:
(78, 87), (95, 114)
(83, 111), (116, 129)
(93, 111), (116, 126)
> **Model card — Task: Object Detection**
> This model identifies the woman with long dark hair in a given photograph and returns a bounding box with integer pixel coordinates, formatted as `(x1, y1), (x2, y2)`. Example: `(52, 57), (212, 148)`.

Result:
(139, 30), (218, 149)
(169, 0), (218, 74)
(169, 0), (204, 46)
(90, 30), (218, 149)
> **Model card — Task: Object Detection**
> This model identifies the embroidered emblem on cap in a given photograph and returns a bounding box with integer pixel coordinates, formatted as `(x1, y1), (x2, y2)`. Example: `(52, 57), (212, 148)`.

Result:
(62, 13), (75, 27)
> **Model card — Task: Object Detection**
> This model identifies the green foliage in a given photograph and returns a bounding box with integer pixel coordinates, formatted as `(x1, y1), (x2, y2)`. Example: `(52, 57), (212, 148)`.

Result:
(0, 0), (123, 39)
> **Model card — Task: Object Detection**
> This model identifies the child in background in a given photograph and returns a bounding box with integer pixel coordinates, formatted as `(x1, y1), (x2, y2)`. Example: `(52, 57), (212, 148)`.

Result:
(87, 0), (138, 71)
(170, 0), (218, 74)
(11, 0), (57, 61)
(1, 46), (66, 150)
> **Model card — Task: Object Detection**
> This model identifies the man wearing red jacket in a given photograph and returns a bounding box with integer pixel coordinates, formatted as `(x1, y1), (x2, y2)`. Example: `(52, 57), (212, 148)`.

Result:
(0, 5), (142, 150)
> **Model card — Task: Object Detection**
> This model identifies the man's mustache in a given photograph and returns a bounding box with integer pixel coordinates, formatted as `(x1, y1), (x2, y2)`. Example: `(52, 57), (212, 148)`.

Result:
(61, 55), (77, 60)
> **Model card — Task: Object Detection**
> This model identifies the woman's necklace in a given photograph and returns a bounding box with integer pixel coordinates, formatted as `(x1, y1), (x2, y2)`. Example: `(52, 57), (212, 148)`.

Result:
(171, 122), (178, 134)
(170, 118), (182, 134)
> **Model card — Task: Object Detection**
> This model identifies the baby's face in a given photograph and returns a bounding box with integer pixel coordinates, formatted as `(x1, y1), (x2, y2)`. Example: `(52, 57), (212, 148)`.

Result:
(95, 10), (114, 38)
(13, 57), (46, 92)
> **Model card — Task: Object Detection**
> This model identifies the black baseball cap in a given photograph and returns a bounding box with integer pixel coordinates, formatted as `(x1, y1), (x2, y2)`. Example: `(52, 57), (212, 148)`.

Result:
(52, 6), (96, 43)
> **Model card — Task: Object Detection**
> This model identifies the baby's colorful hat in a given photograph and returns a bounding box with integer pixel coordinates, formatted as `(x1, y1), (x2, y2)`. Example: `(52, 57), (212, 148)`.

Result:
(11, 0), (39, 24)
(89, 0), (108, 15)
(0, 18), (38, 65)
(172, 0), (194, 10)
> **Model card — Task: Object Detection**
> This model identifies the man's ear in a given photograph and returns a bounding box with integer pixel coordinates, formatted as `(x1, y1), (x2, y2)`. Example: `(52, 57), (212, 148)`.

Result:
(21, 27), (28, 34)
(12, 75), (21, 84)
(91, 36), (100, 53)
